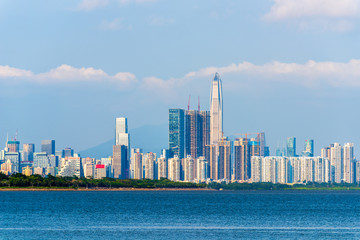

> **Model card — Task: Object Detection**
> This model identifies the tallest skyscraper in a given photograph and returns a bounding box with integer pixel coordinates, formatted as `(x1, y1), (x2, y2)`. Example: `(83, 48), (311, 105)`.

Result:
(210, 72), (223, 145)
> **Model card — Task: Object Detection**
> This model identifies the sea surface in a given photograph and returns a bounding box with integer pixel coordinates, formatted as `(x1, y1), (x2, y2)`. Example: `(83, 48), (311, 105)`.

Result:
(1, 190), (360, 239)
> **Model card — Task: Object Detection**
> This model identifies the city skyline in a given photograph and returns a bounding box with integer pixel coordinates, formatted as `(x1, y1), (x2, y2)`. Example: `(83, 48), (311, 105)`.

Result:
(2, 0), (360, 156)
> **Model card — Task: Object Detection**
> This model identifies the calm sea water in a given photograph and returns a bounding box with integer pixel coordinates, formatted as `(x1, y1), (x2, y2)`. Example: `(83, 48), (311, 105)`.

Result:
(1, 190), (360, 239)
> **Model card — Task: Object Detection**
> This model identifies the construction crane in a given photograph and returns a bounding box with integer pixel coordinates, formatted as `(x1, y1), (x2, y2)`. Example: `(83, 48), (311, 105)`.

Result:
(188, 95), (191, 111)
(198, 96), (200, 111)
(235, 132), (261, 140)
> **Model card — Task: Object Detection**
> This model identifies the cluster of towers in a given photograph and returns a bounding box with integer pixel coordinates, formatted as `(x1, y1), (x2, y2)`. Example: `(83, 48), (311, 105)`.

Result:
(167, 73), (268, 182)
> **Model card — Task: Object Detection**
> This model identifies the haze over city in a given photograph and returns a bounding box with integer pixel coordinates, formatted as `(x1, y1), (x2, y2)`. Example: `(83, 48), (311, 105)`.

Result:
(1, 0), (360, 156)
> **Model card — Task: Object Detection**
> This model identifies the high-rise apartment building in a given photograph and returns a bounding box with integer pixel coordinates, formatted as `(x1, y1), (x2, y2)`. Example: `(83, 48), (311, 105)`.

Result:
(168, 156), (181, 181)
(210, 73), (223, 145)
(157, 157), (168, 180)
(234, 138), (260, 181)
(343, 143), (354, 183)
(169, 109), (185, 159)
(144, 152), (156, 180)
(41, 140), (55, 155)
(331, 143), (343, 183)
(287, 137), (296, 157)
(218, 137), (231, 180)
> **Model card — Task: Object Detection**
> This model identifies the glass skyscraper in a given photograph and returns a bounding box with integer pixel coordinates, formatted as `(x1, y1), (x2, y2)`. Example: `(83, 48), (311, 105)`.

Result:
(287, 137), (296, 157)
(169, 109), (185, 159)
(41, 140), (55, 155)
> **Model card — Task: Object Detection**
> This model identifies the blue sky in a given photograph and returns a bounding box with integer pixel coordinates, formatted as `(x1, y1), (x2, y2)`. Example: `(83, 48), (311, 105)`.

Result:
(1, 0), (360, 155)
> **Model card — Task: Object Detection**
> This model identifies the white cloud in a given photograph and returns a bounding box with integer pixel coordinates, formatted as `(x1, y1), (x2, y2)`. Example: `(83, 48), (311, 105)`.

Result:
(118, 0), (158, 5)
(3, 60), (360, 89)
(264, 0), (360, 31)
(77, 0), (109, 11)
(0, 65), (34, 78)
(149, 16), (174, 26)
(264, 0), (360, 20)
(149, 59), (360, 91)
(0, 64), (137, 88)
(99, 18), (123, 30)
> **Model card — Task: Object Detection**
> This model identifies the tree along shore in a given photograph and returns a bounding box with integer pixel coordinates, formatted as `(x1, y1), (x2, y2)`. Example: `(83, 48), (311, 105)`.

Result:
(1, 173), (360, 190)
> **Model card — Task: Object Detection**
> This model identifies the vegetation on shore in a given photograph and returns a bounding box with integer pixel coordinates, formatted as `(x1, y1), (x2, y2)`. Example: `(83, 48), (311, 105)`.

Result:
(0, 173), (206, 189)
(1, 173), (360, 190)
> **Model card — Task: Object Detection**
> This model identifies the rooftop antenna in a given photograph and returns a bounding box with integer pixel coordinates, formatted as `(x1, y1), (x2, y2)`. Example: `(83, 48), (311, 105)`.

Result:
(188, 95), (191, 111)
(14, 129), (18, 141)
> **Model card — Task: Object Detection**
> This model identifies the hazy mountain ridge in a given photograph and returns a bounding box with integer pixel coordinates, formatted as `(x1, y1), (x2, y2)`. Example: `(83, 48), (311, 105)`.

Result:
(79, 124), (168, 159)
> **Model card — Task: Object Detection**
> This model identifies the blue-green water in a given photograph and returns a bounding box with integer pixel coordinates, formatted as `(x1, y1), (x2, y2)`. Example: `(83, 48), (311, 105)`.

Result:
(1, 190), (360, 239)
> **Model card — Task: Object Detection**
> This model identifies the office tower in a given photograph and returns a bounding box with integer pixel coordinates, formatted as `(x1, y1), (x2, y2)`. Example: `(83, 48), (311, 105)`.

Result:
(304, 140), (314, 157)
(115, 117), (130, 175)
(144, 152), (156, 180)
(7, 141), (20, 153)
(183, 156), (195, 182)
(257, 132), (266, 157)
(41, 140), (55, 155)
(196, 157), (209, 182)
(184, 110), (210, 159)
(331, 143), (343, 183)
(169, 109), (185, 159)
(58, 157), (82, 177)
(62, 148), (74, 158)
(355, 161), (360, 183)
(23, 143), (35, 162)
(3, 152), (20, 173)
(115, 117), (129, 146)
(33, 152), (51, 169)
(343, 143), (354, 183)
(210, 72), (223, 145)
(286, 137), (296, 157)
(218, 137), (231, 180)
(168, 156), (181, 181)
(157, 157), (168, 180)
(112, 145), (127, 179)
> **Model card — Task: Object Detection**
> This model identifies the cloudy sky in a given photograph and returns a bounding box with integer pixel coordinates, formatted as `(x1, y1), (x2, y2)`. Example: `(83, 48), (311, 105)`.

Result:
(1, 0), (360, 155)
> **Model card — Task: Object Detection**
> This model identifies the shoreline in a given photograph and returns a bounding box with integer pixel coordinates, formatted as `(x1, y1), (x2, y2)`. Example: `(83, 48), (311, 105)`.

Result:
(0, 187), (215, 192)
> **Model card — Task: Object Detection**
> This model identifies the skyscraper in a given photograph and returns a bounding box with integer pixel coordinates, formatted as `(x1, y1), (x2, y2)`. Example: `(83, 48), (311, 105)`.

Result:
(7, 141), (20, 153)
(115, 118), (130, 147)
(23, 143), (35, 162)
(41, 140), (55, 155)
(115, 117), (130, 178)
(184, 110), (210, 159)
(343, 143), (354, 183)
(286, 137), (296, 157)
(304, 139), (314, 157)
(210, 72), (223, 145)
(112, 145), (127, 179)
(169, 109), (185, 159)
(218, 137), (231, 180)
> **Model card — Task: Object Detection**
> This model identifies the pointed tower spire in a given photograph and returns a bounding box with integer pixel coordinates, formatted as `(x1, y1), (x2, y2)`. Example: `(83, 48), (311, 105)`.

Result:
(210, 72), (223, 145)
